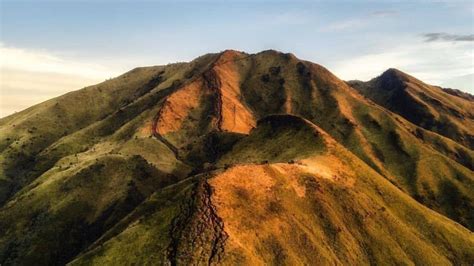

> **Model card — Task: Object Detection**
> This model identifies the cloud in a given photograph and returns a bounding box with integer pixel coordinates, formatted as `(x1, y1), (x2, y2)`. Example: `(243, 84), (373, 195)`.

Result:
(0, 70), (101, 117)
(321, 10), (397, 32)
(0, 43), (120, 79)
(329, 50), (417, 81)
(0, 43), (120, 117)
(246, 10), (312, 29)
(322, 18), (367, 32)
(268, 11), (311, 26)
(422, 33), (474, 42)
(369, 10), (399, 17)
(329, 39), (474, 93)
(441, 73), (474, 92)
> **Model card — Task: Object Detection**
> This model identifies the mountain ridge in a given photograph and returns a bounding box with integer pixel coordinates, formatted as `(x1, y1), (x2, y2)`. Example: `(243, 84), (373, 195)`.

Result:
(348, 67), (474, 149)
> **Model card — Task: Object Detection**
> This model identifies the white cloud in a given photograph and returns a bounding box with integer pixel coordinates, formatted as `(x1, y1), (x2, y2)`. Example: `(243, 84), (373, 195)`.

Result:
(329, 40), (474, 93)
(370, 10), (399, 17)
(441, 73), (474, 92)
(266, 11), (311, 26)
(0, 43), (120, 79)
(0, 43), (120, 117)
(320, 10), (398, 32)
(320, 18), (367, 32)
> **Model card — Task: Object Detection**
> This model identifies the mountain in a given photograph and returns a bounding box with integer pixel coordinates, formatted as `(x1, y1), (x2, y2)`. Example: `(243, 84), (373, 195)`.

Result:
(0, 50), (473, 265)
(348, 69), (474, 149)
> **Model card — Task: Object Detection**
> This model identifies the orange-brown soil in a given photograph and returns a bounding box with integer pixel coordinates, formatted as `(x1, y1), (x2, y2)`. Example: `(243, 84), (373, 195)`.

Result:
(156, 79), (203, 135)
(213, 51), (256, 134)
(208, 156), (356, 264)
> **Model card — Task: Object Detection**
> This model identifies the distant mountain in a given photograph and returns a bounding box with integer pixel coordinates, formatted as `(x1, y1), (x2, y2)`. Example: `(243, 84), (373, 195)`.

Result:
(443, 87), (474, 101)
(0, 50), (473, 265)
(348, 68), (474, 149)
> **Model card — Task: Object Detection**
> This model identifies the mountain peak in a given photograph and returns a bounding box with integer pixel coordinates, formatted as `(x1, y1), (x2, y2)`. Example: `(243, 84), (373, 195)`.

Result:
(219, 49), (244, 57)
(372, 68), (410, 92)
(352, 64), (474, 149)
(379, 68), (409, 82)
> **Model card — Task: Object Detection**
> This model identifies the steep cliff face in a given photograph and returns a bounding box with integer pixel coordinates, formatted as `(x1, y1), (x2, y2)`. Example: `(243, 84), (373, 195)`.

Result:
(0, 50), (473, 265)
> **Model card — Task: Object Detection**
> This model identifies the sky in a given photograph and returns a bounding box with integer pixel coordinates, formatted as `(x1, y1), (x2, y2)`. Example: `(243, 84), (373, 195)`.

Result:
(1, 0), (473, 117)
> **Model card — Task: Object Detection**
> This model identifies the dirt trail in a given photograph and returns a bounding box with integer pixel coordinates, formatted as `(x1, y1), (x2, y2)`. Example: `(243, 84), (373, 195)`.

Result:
(151, 103), (181, 160)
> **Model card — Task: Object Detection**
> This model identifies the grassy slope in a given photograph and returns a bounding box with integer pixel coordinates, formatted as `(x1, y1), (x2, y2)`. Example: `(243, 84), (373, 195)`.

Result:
(0, 52), (221, 205)
(0, 54), (219, 264)
(68, 177), (199, 265)
(218, 115), (326, 165)
(0, 154), (176, 264)
(348, 68), (474, 149)
(0, 64), (166, 204)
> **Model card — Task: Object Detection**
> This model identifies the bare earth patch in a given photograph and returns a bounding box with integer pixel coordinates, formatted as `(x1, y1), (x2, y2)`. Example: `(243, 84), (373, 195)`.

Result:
(214, 51), (256, 134)
(156, 79), (203, 135)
